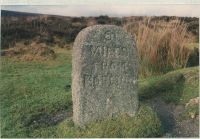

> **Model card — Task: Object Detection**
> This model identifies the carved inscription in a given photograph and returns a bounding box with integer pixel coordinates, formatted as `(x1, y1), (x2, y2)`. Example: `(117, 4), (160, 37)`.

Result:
(83, 74), (136, 89)
(85, 42), (130, 58)
(91, 46), (128, 57)
(82, 41), (135, 91)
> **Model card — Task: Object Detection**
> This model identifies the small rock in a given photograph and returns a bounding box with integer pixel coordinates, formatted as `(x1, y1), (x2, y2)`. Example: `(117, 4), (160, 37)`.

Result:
(189, 112), (196, 119)
(185, 97), (199, 108)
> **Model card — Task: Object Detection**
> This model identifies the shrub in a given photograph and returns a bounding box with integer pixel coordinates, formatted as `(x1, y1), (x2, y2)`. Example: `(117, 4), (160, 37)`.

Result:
(1, 42), (56, 61)
(95, 15), (111, 24)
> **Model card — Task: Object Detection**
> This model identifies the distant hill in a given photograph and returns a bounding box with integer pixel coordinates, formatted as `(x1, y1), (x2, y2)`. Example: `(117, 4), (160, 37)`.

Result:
(1, 10), (42, 17)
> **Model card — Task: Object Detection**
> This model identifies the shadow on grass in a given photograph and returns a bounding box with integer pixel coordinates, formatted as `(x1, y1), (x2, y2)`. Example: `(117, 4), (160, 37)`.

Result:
(23, 111), (72, 129)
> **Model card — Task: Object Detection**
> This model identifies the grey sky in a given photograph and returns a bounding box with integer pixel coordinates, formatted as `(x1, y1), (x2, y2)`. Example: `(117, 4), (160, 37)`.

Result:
(1, 0), (200, 5)
(1, 5), (200, 17)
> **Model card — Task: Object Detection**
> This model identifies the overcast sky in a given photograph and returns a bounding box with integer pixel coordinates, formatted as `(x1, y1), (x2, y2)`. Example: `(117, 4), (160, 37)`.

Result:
(1, 5), (200, 17)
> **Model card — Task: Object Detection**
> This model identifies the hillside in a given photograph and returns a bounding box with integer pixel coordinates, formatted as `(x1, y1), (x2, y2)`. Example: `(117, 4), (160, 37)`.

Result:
(1, 10), (199, 49)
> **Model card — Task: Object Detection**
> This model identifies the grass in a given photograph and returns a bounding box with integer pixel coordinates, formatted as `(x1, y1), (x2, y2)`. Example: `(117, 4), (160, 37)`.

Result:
(187, 43), (199, 49)
(58, 105), (162, 138)
(139, 66), (199, 105)
(0, 48), (72, 137)
(139, 72), (185, 102)
(0, 48), (198, 137)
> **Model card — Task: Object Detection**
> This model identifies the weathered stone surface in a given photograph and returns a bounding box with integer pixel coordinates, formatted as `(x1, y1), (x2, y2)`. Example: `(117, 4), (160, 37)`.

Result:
(72, 25), (138, 126)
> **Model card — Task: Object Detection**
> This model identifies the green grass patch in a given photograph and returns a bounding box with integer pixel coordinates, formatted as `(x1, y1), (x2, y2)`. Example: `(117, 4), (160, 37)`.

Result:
(0, 48), (72, 137)
(139, 66), (199, 105)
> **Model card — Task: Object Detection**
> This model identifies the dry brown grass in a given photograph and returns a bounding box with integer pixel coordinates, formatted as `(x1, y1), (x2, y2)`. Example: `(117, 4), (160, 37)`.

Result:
(124, 18), (194, 76)
(1, 42), (56, 61)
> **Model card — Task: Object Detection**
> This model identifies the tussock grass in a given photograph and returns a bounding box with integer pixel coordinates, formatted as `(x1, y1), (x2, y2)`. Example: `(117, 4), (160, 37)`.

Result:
(124, 18), (195, 76)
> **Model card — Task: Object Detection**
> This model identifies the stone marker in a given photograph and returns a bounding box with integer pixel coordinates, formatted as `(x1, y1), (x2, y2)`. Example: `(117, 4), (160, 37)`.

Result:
(72, 25), (138, 126)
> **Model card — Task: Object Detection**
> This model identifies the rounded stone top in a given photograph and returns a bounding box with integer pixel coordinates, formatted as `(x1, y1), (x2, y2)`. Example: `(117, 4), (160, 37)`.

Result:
(74, 25), (136, 48)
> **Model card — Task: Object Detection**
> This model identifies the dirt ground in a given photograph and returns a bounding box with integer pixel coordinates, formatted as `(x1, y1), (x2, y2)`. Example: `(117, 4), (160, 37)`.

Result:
(145, 97), (199, 137)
